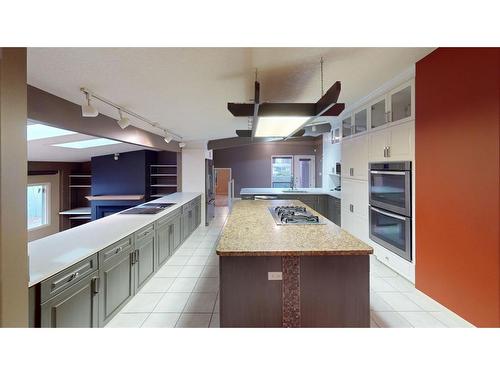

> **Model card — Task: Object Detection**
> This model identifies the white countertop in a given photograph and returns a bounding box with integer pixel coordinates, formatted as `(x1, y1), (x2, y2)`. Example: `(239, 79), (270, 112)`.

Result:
(28, 192), (201, 287)
(240, 187), (341, 200)
(59, 207), (91, 215)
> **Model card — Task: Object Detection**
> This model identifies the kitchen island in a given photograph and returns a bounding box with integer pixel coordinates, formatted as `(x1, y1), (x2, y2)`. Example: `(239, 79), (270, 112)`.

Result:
(216, 199), (372, 328)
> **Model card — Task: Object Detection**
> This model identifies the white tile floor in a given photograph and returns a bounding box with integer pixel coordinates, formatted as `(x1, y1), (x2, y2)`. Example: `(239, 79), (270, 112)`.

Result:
(107, 205), (474, 328)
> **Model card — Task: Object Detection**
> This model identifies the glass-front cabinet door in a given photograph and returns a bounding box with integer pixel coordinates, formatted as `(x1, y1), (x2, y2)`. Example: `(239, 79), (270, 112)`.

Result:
(370, 98), (387, 129)
(354, 108), (367, 134)
(390, 82), (413, 123)
(342, 116), (352, 137)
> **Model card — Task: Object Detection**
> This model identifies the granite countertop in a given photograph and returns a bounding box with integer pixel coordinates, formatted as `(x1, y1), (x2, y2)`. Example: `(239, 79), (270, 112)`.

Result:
(239, 187), (341, 200)
(28, 192), (201, 287)
(216, 199), (372, 257)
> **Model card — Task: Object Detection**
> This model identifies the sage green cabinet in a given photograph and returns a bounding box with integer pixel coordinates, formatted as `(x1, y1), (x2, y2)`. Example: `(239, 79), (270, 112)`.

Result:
(41, 271), (99, 328)
(98, 237), (134, 327)
(134, 224), (155, 292)
(156, 221), (170, 267)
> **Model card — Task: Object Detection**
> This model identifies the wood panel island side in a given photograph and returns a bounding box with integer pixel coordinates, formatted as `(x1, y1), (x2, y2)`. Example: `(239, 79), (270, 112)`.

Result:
(216, 199), (373, 328)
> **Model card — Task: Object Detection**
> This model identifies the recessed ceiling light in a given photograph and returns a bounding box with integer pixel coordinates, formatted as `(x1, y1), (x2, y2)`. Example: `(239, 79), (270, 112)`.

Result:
(254, 117), (309, 138)
(52, 138), (121, 149)
(27, 124), (76, 141)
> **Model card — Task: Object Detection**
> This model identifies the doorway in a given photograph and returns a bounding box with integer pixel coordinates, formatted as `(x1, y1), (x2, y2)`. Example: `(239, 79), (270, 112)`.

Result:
(294, 155), (315, 188)
(271, 155), (315, 189)
(215, 168), (231, 206)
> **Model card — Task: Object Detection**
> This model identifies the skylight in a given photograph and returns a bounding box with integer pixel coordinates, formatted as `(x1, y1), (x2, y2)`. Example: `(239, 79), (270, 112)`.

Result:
(27, 124), (76, 141)
(53, 138), (121, 149)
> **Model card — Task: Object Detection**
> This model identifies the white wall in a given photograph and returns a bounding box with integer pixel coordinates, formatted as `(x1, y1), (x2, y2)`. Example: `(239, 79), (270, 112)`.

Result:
(321, 130), (342, 190)
(181, 146), (206, 225)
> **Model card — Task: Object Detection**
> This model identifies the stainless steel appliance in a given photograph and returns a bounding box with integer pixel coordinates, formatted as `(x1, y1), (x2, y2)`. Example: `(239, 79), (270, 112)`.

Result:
(119, 203), (176, 215)
(268, 206), (326, 225)
(205, 159), (215, 225)
(369, 161), (411, 217)
(369, 161), (412, 261)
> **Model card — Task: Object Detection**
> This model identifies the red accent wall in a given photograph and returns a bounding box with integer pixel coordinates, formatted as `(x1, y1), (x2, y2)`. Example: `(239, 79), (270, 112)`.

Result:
(415, 48), (500, 327)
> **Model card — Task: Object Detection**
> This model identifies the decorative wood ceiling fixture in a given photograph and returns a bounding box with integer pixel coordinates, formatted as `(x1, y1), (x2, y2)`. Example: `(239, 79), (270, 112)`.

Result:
(227, 62), (345, 140)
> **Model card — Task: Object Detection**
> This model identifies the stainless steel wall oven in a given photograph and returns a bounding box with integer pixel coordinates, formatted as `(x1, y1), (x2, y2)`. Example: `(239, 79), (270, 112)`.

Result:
(369, 161), (412, 261)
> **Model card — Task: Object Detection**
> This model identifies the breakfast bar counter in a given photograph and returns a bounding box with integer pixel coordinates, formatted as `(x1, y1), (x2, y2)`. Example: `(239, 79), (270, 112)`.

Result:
(216, 199), (373, 328)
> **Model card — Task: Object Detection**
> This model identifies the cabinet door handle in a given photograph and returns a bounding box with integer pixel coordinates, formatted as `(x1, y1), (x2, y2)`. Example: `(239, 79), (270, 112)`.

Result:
(91, 277), (100, 294)
(135, 249), (139, 263)
(349, 204), (354, 213)
(387, 146), (391, 157)
(383, 147), (387, 157)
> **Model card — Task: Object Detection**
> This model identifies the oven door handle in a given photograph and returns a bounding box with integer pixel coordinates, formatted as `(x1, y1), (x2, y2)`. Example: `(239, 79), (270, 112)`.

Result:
(370, 170), (407, 175)
(370, 206), (408, 220)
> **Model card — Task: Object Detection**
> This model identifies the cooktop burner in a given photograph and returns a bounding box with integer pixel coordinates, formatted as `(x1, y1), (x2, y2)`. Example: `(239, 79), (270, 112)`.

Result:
(268, 205), (326, 225)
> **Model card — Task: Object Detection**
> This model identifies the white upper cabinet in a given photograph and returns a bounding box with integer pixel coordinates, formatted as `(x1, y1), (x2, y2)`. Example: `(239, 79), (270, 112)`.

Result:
(368, 121), (414, 162)
(341, 78), (415, 141)
(387, 121), (414, 160)
(341, 116), (352, 138)
(369, 97), (387, 129)
(354, 107), (368, 135)
(341, 135), (368, 181)
(388, 79), (414, 125)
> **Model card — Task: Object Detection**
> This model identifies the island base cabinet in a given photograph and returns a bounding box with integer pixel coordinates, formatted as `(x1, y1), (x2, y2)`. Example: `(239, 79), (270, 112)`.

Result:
(219, 255), (370, 328)
(300, 256), (370, 327)
(41, 271), (99, 328)
(219, 256), (283, 328)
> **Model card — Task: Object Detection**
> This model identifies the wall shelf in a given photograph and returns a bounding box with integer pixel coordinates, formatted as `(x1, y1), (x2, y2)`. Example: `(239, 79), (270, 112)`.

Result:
(69, 185), (92, 188)
(68, 216), (92, 220)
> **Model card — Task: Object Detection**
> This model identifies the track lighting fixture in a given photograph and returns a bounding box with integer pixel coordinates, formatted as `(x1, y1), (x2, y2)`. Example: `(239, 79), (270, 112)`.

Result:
(80, 88), (183, 143)
(81, 92), (99, 117)
(164, 131), (173, 143)
(117, 109), (131, 129)
(179, 142), (186, 148)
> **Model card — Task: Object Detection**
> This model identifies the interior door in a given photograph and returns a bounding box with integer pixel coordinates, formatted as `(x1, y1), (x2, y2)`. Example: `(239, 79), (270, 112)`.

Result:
(215, 168), (231, 195)
(293, 155), (315, 188)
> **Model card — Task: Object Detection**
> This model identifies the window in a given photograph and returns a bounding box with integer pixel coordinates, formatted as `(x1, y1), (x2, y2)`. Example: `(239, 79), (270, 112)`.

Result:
(27, 184), (50, 230)
(271, 156), (293, 188)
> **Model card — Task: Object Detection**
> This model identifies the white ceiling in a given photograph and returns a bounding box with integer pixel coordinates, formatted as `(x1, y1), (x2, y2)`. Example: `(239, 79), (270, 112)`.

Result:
(27, 48), (434, 142)
(28, 128), (147, 162)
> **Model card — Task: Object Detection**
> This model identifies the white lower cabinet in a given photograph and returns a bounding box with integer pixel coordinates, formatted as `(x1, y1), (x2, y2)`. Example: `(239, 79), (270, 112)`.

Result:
(341, 207), (369, 244)
(341, 179), (368, 219)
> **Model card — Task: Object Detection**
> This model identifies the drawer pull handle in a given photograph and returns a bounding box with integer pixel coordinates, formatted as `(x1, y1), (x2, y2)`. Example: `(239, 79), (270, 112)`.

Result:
(115, 246), (123, 254)
(69, 272), (80, 281)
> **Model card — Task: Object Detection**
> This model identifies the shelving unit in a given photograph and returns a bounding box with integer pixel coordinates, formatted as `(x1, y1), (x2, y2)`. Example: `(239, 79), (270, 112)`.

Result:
(65, 174), (92, 228)
(149, 165), (178, 198)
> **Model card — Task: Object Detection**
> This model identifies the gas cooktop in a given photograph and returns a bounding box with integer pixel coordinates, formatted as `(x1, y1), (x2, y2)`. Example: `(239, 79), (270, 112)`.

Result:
(268, 206), (326, 225)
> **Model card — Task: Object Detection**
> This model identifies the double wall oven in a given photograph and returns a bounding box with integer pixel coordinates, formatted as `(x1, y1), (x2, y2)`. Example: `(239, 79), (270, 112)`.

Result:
(369, 161), (412, 261)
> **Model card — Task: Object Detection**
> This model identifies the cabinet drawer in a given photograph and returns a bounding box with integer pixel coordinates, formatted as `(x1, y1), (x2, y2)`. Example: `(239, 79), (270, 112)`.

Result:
(100, 236), (133, 264)
(135, 223), (155, 242)
(41, 254), (98, 303)
(157, 208), (181, 227)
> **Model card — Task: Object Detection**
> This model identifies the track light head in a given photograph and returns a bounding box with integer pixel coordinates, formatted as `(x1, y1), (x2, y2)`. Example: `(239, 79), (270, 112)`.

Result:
(164, 131), (173, 143)
(117, 109), (131, 129)
(179, 142), (186, 148)
(81, 92), (99, 117)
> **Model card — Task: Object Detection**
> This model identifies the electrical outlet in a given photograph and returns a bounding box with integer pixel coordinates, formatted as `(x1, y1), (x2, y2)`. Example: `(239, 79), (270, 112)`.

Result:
(268, 272), (282, 281)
